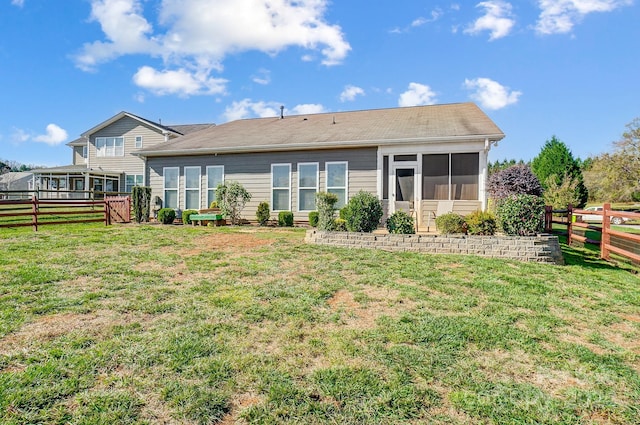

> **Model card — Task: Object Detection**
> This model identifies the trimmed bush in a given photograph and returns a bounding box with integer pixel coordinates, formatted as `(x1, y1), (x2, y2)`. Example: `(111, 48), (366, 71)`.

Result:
(256, 202), (270, 226)
(496, 194), (545, 236)
(132, 186), (152, 223)
(334, 218), (347, 231)
(278, 211), (294, 227)
(316, 192), (339, 231)
(209, 201), (218, 209)
(435, 212), (466, 234)
(216, 181), (251, 225)
(308, 211), (319, 227)
(182, 209), (199, 225)
(343, 190), (383, 233)
(158, 208), (176, 224)
(386, 211), (415, 234)
(465, 210), (496, 235)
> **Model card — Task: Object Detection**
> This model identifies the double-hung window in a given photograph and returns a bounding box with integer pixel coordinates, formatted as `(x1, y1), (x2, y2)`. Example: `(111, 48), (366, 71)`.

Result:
(125, 174), (143, 193)
(163, 167), (179, 209)
(135, 136), (143, 149)
(326, 161), (348, 208)
(298, 163), (318, 211)
(206, 166), (224, 207)
(95, 137), (124, 157)
(184, 166), (201, 210)
(271, 164), (291, 211)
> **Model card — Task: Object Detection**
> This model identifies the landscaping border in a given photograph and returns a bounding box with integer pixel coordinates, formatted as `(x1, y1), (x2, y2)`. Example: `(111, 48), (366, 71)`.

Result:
(305, 230), (564, 265)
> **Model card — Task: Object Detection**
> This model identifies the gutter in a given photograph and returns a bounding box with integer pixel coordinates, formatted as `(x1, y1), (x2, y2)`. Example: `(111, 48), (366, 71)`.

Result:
(133, 133), (505, 158)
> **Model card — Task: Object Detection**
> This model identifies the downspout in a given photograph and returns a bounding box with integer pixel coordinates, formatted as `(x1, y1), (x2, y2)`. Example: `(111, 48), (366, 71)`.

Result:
(85, 136), (91, 200)
(481, 138), (490, 210)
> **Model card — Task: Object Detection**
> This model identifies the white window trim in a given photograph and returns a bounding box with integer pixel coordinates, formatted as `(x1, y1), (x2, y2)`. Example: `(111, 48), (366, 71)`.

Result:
(184, 166), (201, 210)
(297, 162), (319, 212)
(163, 166), (179, 209)
(95, 136), (124, 157)
(135, 136), (143, 149)
(271, 163), (291, 212)
(206, 165), (224, 206)
(125, 174), (143, 193)
(326, 161), (348, 207)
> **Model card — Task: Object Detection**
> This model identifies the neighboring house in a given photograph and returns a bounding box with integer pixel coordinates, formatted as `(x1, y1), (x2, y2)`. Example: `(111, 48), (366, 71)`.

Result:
(134, 102), (504, 230)
(31, 112), (214, 199)
(0, 172), (33, 198)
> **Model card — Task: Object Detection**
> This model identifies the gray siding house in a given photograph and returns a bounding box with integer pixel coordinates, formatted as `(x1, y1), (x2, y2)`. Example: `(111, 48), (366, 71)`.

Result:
(135, 103), (504, 230)
(31, 112), (213, 198)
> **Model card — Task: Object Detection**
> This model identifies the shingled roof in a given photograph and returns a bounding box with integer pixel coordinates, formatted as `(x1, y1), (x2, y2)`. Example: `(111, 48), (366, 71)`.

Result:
(135, 103), (504, 157)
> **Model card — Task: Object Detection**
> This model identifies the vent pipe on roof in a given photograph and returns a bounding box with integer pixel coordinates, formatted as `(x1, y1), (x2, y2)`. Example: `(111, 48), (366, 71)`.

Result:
(280, 106), (284, 119)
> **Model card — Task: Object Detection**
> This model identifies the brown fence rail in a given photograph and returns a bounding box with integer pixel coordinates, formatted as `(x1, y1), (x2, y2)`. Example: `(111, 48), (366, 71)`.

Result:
(0, 195), (131, 231)
(545, 203), (640, 264)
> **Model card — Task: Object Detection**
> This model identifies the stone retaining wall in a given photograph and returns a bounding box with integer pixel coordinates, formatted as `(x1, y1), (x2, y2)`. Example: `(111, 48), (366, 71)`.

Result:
(305, 230), (564, 265)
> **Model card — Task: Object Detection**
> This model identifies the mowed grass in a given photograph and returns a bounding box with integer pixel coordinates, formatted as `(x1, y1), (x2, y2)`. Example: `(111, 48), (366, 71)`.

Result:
(1, 224), (639, 424)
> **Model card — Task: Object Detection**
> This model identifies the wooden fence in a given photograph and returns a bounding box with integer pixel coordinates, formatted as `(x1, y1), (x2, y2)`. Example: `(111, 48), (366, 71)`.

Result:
(0, 196), (131, 231)
(545, 203), (640, 264)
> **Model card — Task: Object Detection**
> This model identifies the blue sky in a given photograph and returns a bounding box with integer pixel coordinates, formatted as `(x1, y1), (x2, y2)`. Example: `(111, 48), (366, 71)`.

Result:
(1, 0), (638, 167)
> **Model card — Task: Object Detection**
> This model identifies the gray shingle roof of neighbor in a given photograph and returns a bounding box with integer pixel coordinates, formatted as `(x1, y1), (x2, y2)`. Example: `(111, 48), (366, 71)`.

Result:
(135, 102), (504, 157)
(167, 123), (216, 135)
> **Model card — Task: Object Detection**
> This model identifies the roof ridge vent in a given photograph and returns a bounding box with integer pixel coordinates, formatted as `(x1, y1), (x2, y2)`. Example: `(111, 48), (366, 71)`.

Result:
(280, 105), (284, 119)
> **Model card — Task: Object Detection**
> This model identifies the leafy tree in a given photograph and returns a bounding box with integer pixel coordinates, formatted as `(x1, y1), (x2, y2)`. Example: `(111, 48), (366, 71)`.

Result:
(531, 136), (588, 207)
(487, 164), (543, 200)
(216, 181), (252, 225)
(543, 173), (582, 209)
(0, 161), (9, 174)
(488, 158), (526, 175)
(583, 118), (640, 202)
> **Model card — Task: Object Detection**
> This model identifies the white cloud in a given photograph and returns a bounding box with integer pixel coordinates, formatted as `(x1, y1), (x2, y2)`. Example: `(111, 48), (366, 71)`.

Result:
(133, 66), (227, 96)
(464, 1), (516, 40)
(11, 0), (25, 7)
(290, 104), (326, 115)
(222, 99), (281, 121)
(535, 0), (633, 34)
(252, 69), (271, 85)
(75, 0), (350, 96)
(339, 85), (365, 102)
(222, 99), (326, 121)
(12, 124), (68, 146)
(464, 77), (521, 110)
(398, 83), (437, 107)
(391, 8), (443, 33)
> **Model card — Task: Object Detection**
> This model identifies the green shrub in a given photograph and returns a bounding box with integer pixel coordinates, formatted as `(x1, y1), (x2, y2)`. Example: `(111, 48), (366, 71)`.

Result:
(316, 192), (339, 231)
(256, 202), (270, 226)
(158, 208), (176, 224)
(339, 207), (349, 220)
(465, 210), (496, 235)
(435, 212), (466, 234)
(334, 218), (347, 231)
(182, 209), (199, 225)
(386, 211), (415, 234)
(496, 194), (545, 236)
(216, 181), (251, 225)
(132, 186), (152, 223)
(209, 201), (218, 209)
(278, 211), (294, 227)
(342, 190), (383, 232)
(308, 211), (319, 227)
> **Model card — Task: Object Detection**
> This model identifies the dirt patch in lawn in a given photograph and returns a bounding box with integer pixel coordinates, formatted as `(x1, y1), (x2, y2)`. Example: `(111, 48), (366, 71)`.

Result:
(187, 232), (274, 256)
(0, 310), (154, 356)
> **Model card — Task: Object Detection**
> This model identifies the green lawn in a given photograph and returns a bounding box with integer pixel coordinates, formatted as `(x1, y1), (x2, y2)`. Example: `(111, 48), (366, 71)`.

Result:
(1, 224), (639, 424)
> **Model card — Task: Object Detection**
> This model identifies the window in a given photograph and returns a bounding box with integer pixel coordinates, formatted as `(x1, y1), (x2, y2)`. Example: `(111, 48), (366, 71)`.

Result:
(271, 164), (291, 211)
(135, 136), (143, 149)
(125, 174), (143, 193)
(184, 167), (201, 210)
(298, 163), (318, 211)
(326, 162), (348, 208)
(95, 137), (124, 157)
(206, 166), (224, 207)
(422, 153), (479, 200)
(82, 146), (88, 159)
(163, 167), (179, 209)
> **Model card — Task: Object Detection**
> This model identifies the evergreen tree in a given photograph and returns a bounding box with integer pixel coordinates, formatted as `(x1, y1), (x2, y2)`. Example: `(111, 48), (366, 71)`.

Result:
(531, 136), (588, 207)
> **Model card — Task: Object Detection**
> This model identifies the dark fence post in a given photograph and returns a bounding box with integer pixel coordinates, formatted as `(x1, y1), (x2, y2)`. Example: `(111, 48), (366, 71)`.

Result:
(105, 200), (111, 226)
(31, 195), (38, 232)
(544, 206), (553, 233)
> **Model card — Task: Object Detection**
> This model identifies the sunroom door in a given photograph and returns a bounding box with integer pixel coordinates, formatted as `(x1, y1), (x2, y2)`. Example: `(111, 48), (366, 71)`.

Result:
(393, 167), (416, 215)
